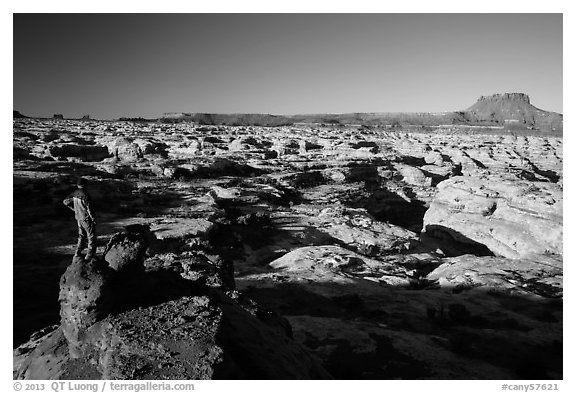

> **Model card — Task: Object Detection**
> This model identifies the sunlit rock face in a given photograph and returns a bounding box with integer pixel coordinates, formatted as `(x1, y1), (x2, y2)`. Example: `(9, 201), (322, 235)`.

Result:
(423, 175), (562, 259)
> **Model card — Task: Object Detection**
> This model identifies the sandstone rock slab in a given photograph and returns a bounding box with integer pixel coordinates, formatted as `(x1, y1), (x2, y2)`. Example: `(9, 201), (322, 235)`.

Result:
(423, 176), (562, 258)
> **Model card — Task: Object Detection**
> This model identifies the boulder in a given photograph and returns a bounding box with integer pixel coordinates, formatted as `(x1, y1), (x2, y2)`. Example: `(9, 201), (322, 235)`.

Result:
(209, 185), (243, 201)
(229, 136), (261, 151)
(109, 137), (143, 162)
(103, 231), (150, 272)
(58, 257), (113, 358)
(393, 163), (433, 187)
(424, 150), (447, 166)
(324, 168), (347, 183)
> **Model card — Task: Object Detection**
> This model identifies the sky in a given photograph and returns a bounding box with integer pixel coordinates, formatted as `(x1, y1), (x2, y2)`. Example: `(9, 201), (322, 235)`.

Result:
(13, 13), (563, 119)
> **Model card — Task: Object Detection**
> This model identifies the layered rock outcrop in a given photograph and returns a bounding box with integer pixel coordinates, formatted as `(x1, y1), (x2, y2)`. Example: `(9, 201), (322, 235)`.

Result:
(426, 253), (562, 297)
(422, 175), (562, 258)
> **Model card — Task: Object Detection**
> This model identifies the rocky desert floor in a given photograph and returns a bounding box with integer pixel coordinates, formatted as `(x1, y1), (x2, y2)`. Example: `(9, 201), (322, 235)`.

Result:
(13, 118), (563, 379)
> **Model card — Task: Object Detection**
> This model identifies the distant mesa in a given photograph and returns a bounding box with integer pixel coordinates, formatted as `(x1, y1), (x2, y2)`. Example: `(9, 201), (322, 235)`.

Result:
(460, 93), (562, 131)
(82, 115), (90, 120)
(477, 92), (531, 104)
(53, 114), (64, 120)
(13, 110), (27, 119)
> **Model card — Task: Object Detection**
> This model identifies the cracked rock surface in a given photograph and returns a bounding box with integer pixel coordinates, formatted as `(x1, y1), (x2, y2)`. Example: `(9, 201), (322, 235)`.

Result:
(14, 116), (562, 379)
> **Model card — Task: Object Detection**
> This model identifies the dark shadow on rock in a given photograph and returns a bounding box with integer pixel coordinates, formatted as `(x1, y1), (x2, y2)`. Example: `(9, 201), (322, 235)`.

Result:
(467, 155), (488, 169)
(106, 269), (206, 316)
(194, 158), (267, 179)
(398, 155), (426, 166)
(533, 168), (560, 183)
(213, 295), (332, 379)
(208, 218), (349, 271)
(239, 279), (562, 379)
(345, 166), (380, 185)
(126, 185), (194, 217)
(242, 283), (363, 320)
(342, 186), (428, 232)
(290, 171), (327, 189)
(304, 332), (429, 379)
(13, 252), (68, 347)
(422, 224), (495, 257)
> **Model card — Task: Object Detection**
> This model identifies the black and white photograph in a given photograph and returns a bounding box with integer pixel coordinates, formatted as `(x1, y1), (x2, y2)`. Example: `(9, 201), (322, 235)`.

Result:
(8, 5), (570, 389)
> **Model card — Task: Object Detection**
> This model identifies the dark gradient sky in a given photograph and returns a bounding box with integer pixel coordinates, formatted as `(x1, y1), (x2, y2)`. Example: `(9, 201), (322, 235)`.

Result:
(13, 13), (562, 119)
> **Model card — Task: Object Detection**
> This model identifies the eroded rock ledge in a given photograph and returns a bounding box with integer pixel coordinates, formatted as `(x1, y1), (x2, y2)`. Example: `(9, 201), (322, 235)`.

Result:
(14, 230), (330, 380)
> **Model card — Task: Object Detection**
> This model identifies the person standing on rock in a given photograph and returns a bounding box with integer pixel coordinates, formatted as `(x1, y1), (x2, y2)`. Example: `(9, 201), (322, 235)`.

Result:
(63, 178), (97, 260)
